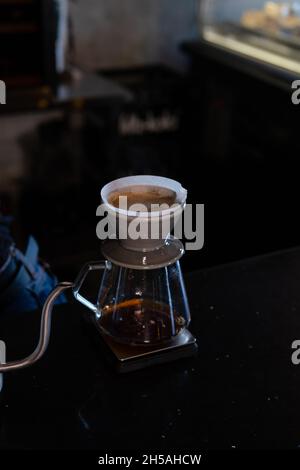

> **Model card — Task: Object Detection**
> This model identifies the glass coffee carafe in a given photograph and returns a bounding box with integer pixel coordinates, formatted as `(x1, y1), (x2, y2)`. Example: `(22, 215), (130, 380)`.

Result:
(74, 259), (190, 346)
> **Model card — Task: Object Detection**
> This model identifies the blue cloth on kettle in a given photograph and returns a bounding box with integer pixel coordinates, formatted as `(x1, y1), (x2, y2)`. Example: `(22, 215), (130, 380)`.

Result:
(0, 236), (66, 316)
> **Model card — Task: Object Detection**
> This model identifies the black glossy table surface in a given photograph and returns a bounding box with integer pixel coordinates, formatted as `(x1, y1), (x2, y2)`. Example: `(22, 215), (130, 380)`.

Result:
(1, 248), (300, 450)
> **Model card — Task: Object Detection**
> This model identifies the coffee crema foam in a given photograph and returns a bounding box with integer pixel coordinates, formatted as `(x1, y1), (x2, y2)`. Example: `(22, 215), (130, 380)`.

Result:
(108, 185), (177, 211)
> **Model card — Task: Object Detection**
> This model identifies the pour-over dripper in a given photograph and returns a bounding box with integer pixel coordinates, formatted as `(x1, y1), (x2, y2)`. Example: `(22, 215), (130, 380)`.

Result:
(100, 175), (187, 253)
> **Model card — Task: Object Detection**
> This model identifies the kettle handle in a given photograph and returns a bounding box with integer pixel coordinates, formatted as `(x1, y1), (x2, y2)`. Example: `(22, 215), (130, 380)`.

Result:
(73, 261), (108, 314)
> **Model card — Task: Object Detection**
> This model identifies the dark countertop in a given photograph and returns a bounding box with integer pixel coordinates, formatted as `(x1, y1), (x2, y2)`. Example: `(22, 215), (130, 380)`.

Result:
(54, 72), (132, 106)
(1, 71), (132, 114)
(182, 39), (297, 92)
(1, 247), (300, 450)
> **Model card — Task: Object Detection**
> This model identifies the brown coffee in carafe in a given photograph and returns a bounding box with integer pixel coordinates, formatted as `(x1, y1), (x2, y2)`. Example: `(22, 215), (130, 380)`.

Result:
(99, 299), (186, 345)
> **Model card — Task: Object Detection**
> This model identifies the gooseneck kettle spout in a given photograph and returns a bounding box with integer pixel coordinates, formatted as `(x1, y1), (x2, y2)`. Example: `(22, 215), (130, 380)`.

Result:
(0, 260), (108, 374)
(0, 282), (73, 372)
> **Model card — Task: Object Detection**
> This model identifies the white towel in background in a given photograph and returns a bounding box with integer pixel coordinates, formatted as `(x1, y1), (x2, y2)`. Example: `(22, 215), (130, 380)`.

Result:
(56, 0), (69, 73)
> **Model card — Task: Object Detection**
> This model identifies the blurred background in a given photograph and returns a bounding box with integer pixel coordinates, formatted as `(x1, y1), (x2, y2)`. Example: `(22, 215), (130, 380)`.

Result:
(1, 0), (300, 287)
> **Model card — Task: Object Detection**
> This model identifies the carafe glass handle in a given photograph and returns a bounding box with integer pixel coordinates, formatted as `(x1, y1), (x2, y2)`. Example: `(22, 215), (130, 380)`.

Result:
(73, 261), (109, 314)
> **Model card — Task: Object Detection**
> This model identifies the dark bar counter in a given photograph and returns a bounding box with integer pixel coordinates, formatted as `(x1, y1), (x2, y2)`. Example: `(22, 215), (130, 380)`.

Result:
(181, 39), (297, 91)
(1, 247), (300, 450)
